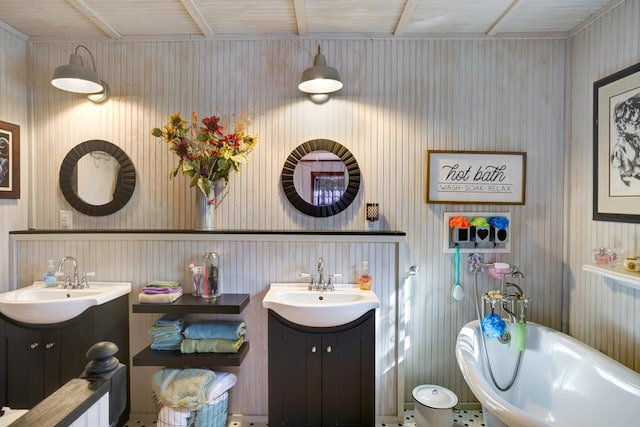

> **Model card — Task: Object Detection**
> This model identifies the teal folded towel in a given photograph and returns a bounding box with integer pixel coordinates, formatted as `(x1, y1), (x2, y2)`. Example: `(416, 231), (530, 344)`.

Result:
(149, 325), (182, 336)
(151, 341), (182, 351)
(183, 321), (246, 340)
(152, 333), (183, 344)
(194, 392), (228, 427)
(154, 314), (185, 327)
(152, 368), (216, 411)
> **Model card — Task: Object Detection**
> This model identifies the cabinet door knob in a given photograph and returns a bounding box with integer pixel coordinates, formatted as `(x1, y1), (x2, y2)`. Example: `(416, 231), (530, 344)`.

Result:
(311, 346), (317, 353)
(326, 346), (332, 353)
(45, 342), (56, 350)
(30, 342), (39, 349)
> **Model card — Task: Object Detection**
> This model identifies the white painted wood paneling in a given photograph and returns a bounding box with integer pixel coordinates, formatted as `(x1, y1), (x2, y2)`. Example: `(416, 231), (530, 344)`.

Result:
(19, 36), (568, 414)
(11, 233), (402, 418)
(0, 26), (28, 292)
(569, 0), (640, 371)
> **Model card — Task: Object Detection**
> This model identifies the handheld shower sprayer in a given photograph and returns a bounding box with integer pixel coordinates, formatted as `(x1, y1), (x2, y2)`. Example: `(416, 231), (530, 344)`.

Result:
(473, 259), (530, 391)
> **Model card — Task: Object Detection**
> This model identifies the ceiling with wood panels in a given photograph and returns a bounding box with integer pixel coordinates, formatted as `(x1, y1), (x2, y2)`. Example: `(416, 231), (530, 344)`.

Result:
(0, 0), (622, 41)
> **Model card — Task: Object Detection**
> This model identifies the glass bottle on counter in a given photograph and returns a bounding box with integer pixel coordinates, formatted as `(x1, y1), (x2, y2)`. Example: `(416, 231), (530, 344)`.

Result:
(358, 261), (372, 290)
(204, 251), (220, 299)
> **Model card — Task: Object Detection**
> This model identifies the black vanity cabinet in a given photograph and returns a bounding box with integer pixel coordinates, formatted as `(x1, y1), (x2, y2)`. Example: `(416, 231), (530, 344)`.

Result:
(0, 295), (129, 410)
(268, 309), (375, 427)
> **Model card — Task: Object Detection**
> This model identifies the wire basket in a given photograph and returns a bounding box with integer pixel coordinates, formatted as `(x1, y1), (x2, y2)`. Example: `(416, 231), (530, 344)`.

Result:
(155, 391), (228, 427)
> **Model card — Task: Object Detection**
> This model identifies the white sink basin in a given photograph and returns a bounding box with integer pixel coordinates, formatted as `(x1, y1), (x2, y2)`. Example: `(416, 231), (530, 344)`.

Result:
(0, 281), (132, 324)
(262, 283), (380, 327)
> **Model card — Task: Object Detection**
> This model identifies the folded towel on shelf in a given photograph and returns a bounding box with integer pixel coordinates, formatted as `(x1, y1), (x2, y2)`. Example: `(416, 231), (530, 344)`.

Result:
(150, 325), (183, 336)
(156, 404), (192, 427)
(154, 314), (186, 327)
(143, 286), (183, 295)
(180, 336), (245, 354)
(183, 321), (247, 340)
(151, 333), (183, 344)
(138, 289), (183, 304)
(152, 368), (216, 411)
(146, 280), (181, 288)
(151, 340), (182, 351)
(205, 372), (237, 401)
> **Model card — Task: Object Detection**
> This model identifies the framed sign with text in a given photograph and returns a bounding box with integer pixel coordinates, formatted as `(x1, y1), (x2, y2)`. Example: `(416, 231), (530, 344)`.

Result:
(426, 150), (526, 204)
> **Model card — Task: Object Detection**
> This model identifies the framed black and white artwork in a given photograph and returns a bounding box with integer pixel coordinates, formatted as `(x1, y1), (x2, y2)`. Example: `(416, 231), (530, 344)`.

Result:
(593, 62), (640, 223)
(0, 120), (20, 199)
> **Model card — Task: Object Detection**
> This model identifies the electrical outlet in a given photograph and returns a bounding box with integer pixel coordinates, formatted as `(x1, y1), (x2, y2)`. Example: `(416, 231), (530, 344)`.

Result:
(60, 210), (73, 229)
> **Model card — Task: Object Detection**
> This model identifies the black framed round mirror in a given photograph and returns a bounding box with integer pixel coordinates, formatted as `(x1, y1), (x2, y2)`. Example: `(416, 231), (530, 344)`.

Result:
(281, 139), (360, 217)
(59, 140), (136, 216)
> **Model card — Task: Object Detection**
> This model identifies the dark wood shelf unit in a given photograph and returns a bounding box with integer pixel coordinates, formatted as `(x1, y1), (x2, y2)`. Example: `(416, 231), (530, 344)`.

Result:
(132, 293), (250, 314)
(132, 293), (250, 367)
(133, 342), (249, 367)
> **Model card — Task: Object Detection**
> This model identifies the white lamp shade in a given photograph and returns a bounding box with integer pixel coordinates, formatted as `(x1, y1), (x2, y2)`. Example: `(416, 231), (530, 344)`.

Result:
(51, 53), (104, 94)
(298, 49), (343, 94)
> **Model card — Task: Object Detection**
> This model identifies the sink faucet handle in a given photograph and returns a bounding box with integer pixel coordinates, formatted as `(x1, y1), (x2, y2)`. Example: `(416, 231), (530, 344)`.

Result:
(80, 272), (96, 288)
(300, 272), (316, 290)
(326, 273), (342, 291)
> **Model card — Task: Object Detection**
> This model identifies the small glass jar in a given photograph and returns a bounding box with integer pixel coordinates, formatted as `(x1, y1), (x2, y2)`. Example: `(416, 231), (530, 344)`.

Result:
(623, 257), (638, 273)
(593, 248), (611, 265)
(203, 251), (220, 299)
(192, 266), (204, 297)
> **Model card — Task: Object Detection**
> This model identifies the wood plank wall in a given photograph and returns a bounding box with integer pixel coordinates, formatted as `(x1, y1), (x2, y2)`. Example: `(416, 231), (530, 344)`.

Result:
(569, 0), (640, 371)
(0, 27), (29, 285)
(15, 35), (572, 415)
(12, 234), (401, 418)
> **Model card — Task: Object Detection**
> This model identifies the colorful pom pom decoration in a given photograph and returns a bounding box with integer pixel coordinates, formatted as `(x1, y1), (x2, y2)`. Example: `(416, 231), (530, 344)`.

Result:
(449, 216), (471, 228)
(488, 216), (509, 229)
(470, 217), (489, 227)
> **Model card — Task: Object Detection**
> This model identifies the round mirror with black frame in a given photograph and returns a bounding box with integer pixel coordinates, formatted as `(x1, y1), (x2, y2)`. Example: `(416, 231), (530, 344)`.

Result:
(281, 139), (360, 217)
(59, 140), (136, 216)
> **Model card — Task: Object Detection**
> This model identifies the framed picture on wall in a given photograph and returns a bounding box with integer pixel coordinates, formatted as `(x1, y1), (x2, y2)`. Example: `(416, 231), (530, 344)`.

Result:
(426, 150), (526, 204)
(593, 62), (640, 223)
(0, 120), (20, 199)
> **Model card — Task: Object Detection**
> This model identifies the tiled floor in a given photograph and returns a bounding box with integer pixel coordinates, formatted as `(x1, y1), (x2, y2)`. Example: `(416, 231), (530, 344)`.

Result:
(125, 409), (485, 426)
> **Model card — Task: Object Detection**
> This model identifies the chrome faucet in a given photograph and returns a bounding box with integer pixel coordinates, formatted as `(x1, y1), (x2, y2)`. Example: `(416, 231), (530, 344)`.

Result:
(301, 257), (336, 291)
(57, 256), (81, 288)
(317, 257), (325, 289)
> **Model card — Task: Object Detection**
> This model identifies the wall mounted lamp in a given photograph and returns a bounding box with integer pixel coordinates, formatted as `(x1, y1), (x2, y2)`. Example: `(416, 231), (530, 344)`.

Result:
(51, 44), (110, 103)
(298, 45), (343, 104)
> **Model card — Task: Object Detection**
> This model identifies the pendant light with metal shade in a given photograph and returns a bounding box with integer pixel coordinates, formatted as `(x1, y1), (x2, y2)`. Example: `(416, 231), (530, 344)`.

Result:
(51, 44), (110, 103)
(298, 45), (343, 104)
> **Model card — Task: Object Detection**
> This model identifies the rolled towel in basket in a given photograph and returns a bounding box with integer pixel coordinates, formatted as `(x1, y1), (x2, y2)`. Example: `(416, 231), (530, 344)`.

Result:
(194, 392), (228, 427)
(205, 371), (237, 401)
(181, 336), (245, 354)
(157, 405), (192, 427)
(152, 368), (216, 411)
(183, 320), (246, 340)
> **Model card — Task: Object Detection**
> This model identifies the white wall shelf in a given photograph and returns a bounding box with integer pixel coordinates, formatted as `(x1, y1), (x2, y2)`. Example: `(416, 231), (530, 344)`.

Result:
(582, 263), (640, 291)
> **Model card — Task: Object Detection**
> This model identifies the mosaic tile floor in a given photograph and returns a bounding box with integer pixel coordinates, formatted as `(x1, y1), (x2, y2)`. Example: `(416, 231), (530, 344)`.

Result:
(125, 409), (485, 427)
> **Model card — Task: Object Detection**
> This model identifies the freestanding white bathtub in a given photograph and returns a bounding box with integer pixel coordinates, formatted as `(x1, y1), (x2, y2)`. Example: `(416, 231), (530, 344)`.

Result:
(456, 320), (640, 427)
